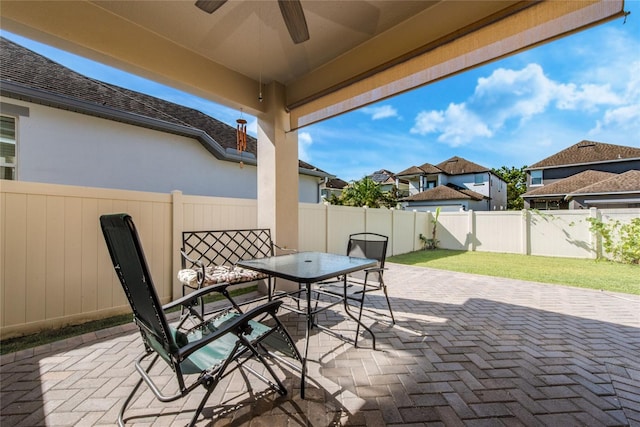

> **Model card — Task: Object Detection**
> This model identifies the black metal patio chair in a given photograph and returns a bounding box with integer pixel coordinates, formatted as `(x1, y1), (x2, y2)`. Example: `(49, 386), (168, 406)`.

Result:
(100, 214), (302, 427)
(319, 232), (395, 346)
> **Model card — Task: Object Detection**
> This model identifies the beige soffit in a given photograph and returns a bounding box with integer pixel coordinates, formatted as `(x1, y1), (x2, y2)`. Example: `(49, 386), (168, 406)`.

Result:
(289, 0), (626, 131)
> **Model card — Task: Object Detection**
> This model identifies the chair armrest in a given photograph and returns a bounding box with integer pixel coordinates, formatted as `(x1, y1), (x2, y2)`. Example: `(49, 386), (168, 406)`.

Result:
(177, 300), (283, 360)
(163, 282), (233, 312)
(180, 250), (207, 288)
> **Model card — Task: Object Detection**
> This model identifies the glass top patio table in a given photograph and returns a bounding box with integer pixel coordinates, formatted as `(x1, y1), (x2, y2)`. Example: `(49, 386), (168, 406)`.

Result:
(236, 251), (377, 284)
(237, 251), (377, 399)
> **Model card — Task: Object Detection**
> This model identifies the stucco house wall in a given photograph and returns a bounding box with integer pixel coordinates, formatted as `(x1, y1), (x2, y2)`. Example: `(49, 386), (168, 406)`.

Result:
(3, 97), (323, 202)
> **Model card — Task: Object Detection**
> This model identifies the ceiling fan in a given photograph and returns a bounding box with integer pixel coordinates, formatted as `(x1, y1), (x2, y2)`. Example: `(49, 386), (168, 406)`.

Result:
(195, 0), (310, 44)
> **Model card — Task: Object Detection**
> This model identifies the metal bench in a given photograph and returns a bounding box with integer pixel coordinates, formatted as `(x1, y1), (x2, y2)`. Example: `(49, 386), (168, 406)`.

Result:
(178, 229), (294, 314)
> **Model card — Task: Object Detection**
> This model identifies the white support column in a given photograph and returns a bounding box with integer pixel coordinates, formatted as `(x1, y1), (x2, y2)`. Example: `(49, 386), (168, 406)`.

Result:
(256, 82), (299, 252)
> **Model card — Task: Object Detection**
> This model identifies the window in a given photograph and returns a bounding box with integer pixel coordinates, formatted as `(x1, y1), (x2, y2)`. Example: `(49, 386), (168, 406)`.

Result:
(426, 180), (436, 189)
(474, 173), (484, 185)
(1, 116), (16, 180)
(531, 170), (542, 186)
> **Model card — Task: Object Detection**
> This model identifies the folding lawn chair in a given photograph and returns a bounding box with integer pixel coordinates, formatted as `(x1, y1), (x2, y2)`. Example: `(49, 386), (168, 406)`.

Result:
(100, 213), (302, 426)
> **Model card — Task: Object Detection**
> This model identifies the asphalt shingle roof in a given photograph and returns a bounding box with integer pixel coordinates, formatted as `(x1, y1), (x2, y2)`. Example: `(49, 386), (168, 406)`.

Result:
(436, 156), (489, 175)
(528, 140), (640, 169)
(569, 170), (640, 195)
(418, 163), (444, 174)
(324, 178), (348, 189)
(369, 169), (396, 185)
(396, 165), (427, 176)
(522, 170), (616, 197)
(402, 184), (484, 202)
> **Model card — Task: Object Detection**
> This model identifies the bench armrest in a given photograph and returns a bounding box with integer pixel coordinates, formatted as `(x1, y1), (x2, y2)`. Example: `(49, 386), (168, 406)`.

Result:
(273, 242), (297, 254)
(180, 250), (207, 289)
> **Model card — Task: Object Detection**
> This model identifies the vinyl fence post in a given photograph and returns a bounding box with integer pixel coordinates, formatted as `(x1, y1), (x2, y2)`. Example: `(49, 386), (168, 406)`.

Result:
(589, 207), (601, 259)
(521, 209), (531, 256)
(171, 190), (184, 300)
(468, 210), (475, 251)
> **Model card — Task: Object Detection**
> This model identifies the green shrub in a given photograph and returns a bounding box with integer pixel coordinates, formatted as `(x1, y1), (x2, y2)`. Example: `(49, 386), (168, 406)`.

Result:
(587, 217), (640, 264)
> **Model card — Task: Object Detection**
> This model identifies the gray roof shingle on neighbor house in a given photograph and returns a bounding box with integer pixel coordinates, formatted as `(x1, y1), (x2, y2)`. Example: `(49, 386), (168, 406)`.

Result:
(324, 177), (348, 189)
(522, 170), (616, 197)
(418, 162), (444, 174)
(403, 184), (484, 202)
(396, 165), (428, 176)
(436, 156), (489, 175)
(569, 169), (640, 195)
(0, 37), (328, 176)
(369, 169), (396, 185)
(528, 140), (640, 169)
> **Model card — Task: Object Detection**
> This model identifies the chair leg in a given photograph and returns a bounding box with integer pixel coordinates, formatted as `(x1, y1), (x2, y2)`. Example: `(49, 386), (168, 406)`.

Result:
(118, 353), (160, 427)
(241, 335), (288, 396)
(354, 291), (366, 348)
(117, 376), (145, 427)
(189, 382), (216, 427)
(380, 278), (395, 324)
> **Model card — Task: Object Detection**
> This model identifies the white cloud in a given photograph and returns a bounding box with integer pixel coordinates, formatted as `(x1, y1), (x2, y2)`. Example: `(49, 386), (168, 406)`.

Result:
(555, 83), (623, 111)
(298, 132), (313, 162)
(412, 62), (631, 147)
(361, 105), (398, 120)
(410, 102), (492, 146)
(590, 104), (640, 135)
(474, 63), (623, 120)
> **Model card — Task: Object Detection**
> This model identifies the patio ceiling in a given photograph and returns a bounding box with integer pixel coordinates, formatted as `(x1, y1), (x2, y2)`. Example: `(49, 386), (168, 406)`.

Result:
(0, 1), (626, 130)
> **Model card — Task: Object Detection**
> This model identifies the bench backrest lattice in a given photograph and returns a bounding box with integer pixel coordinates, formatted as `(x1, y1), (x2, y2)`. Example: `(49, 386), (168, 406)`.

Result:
(181, 229), (275, 268)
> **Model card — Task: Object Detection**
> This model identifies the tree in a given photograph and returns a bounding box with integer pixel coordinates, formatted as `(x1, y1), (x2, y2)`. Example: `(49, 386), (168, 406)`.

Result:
(492, 165), (527, 210)
(336, 177), (397, 208)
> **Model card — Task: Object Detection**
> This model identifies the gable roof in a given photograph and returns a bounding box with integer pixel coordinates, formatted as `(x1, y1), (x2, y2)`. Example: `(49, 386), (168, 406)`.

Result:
(397, 158), (489, 177)
(522, 170), (616, 198)
(0, 37), (329, 177)
(369, 169), (396, 185)
(396, 165), (428, 176)
(402, 184), (485, 202)
(418, 163), (445, 174)
(528, 140), (640, 170)
(324, 177), (349, 189)
(436, 156), (489, 175)
(569, 170), (640, 196)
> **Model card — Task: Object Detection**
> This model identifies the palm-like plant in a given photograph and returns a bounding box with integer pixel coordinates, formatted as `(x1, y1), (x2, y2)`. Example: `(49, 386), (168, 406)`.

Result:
(341, 177), (386, 208)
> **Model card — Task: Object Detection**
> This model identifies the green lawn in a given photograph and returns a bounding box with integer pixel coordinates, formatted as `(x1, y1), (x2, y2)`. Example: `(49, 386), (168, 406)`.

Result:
(388, 249), (639, 295)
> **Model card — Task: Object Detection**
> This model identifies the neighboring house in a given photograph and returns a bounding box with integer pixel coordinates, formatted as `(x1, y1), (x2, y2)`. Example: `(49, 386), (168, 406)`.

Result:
(397, 156), (507, 212)
(522, 141), (640, 209)
(368, 169), (410, 197)
(0, 37), (331, 202)
(319, 177), (348, 200)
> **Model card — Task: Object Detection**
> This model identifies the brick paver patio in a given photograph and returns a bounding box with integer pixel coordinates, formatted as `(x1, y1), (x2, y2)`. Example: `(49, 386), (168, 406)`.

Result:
(2, 263), (639, 426)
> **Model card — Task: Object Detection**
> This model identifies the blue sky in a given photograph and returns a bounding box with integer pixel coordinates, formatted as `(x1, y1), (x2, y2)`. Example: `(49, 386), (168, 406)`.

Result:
(2, 6), (639, 182)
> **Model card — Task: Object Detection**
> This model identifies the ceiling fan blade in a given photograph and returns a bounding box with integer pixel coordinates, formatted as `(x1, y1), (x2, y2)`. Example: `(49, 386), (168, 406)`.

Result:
(195, 0), (227, 14)
(278, 0), (309, 44)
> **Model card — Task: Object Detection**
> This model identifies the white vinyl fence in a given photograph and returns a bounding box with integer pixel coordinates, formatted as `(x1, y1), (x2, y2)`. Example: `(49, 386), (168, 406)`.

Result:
(1, 180), (637, 337)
